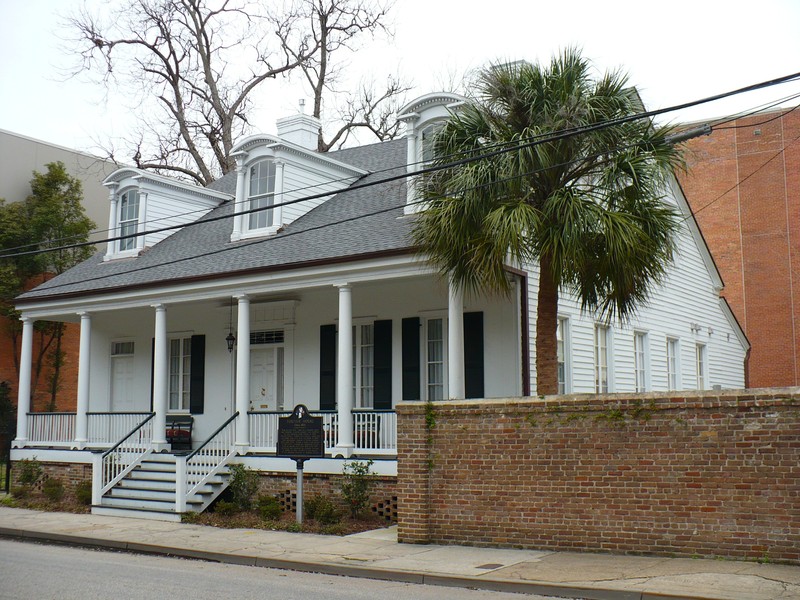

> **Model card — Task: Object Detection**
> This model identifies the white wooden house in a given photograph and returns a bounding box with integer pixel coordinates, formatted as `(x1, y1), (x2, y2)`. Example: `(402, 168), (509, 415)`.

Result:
(11, 93), (748, 520)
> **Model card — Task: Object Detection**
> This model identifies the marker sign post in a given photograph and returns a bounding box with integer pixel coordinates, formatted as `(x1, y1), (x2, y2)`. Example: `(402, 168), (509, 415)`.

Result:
(277, 404), (324, 523)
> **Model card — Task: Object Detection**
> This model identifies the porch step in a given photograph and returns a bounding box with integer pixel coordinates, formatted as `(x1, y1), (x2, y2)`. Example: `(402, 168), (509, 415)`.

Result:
(92, 452), (231, 521)
(91, 505), (183, 523)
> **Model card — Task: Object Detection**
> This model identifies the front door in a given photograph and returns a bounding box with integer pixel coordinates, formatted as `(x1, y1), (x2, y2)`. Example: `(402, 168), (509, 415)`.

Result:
(111, 354), (136, 412)
(249, 348), (277, 411)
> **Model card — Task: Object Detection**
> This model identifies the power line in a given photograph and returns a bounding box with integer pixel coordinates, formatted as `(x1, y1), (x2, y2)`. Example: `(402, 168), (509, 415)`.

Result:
(5, 69), (800, 263)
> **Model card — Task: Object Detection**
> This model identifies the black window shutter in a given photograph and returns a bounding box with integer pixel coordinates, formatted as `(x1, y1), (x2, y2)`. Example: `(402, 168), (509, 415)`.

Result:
(373, 320), (392, 409)
(402, 317), (421, 401)
(149, 338), (155, 412)
(319, 324), (336, 411)
(189, 335), (206, 414)
(464, 312), (484, 399)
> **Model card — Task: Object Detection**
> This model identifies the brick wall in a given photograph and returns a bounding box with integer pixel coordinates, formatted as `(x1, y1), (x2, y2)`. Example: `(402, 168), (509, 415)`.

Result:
(397, 390), (800, 563)
(678, 109), (800, 387)
(256, 472), (398, 521)
(11, 460), (92, 494)
(0, 316), (80, 413)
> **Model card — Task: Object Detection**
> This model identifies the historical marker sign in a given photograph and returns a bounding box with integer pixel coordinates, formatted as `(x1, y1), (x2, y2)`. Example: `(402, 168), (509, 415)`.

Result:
(277, 404), (324, 460)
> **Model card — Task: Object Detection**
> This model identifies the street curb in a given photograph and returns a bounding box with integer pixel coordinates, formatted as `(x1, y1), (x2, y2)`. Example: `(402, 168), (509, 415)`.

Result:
(0, 527), (734, 600)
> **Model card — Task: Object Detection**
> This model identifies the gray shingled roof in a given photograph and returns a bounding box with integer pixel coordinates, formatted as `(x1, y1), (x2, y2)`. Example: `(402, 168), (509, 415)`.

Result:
(18, 138), (414, 302)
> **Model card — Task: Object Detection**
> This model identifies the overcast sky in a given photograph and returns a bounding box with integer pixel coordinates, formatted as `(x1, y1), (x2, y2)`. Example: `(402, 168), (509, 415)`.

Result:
(2, 0), (799, 154)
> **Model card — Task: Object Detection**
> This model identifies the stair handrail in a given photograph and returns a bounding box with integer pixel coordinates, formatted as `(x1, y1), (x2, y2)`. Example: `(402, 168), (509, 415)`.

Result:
(176, 411), (239, 512)
(92, 412), (155, 504)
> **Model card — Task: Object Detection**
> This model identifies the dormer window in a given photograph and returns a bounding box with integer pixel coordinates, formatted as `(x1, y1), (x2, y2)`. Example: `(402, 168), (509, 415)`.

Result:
(421, 123), (443, 164)
(248, 159), (276, 230)
(118, 189), (140, 251)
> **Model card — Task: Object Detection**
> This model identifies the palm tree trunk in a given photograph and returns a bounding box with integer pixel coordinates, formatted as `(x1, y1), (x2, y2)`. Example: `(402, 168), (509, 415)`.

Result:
(535, 254), (559, 395)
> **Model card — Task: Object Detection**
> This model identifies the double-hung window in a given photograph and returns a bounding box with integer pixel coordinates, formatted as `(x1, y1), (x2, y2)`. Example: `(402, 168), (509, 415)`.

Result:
(420, 123), (442, 164)
(248, 159), (276, 230)
(556, 317), (570, 394)
(352, 324), (374, 408)
(696, 343), (707, 390)
(426, 318), (446, 401)
(666, 337), (680, 390)
(168, 337), (191, 411)
(118, 189), (140, 251)
(594, 325), (610, 393)
(634, 331), (648, 392)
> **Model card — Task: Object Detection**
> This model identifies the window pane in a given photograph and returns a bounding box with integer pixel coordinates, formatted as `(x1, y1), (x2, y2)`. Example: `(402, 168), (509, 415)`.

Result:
(248, 160), (276, 230)
(594, 326), (609, 393)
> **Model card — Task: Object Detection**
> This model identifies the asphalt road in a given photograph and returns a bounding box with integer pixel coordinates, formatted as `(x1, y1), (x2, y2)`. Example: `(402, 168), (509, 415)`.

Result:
(0, 538), (565, 600)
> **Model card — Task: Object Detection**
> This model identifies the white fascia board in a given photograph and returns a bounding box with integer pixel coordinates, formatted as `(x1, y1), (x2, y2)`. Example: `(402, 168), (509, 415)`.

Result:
(18, 255), (435, 319)
(10, 448), (94, 463)
(102, 167), (231, 204)
(232, 134), (367, 177)
(668, 174), (724, 293)
(719, 297), (750, 351)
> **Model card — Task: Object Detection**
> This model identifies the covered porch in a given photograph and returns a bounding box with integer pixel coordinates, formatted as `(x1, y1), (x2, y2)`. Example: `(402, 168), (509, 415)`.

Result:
(13, 258), (524, 457)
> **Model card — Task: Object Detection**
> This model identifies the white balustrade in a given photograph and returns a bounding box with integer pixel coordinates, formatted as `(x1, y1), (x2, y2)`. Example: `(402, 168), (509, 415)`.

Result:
(247, 410), (395, 455)
(93, 414), (155, 504)
(177, 413), (239, 511)
(87, 412), (152, 446)
(26, 413), (76, 445)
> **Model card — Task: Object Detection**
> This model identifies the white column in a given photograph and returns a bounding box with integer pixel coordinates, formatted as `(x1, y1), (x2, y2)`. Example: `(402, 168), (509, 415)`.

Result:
(273, 160), (285, 227)
(335, 284), (354, 456)
(404, 119), (418, 214)
(234, 294), (250, 450)
(136, 191), (148, 250)
(151, 304), (169, 448)
(13, 317), (34, 446)
(104, 184), (118, 260)
(231, 159), (246, 241)
(448, 279), (465, 400)
(74, 312), (92, 447)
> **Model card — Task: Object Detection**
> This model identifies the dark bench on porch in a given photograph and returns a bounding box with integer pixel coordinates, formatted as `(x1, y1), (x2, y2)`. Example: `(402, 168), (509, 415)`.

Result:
(166, 415), (193, 451)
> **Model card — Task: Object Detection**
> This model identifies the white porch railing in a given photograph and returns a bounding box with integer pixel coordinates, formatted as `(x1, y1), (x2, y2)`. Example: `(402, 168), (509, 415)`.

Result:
(87, 412), (153, 446)
(176, 412), (238, 512)
(249, 410), (396, 455)
(26, 413), (75, 446)
(92, 413), (155, 504)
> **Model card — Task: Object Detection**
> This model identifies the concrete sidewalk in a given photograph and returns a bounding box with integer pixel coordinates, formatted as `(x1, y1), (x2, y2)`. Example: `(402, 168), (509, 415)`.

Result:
(0, 507), (797, 600)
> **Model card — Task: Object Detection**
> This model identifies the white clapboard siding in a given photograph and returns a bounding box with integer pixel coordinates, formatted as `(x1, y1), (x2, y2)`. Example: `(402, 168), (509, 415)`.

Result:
(525, 176), (748, 395)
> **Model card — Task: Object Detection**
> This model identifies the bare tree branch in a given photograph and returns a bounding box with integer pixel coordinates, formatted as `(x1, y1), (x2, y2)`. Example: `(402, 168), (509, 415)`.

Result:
(65, 0), (317, 185)
(280, 0), (409, 152)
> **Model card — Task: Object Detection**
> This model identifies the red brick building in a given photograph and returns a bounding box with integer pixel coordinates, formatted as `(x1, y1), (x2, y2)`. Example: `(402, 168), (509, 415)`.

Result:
(678, 109), (800, 387)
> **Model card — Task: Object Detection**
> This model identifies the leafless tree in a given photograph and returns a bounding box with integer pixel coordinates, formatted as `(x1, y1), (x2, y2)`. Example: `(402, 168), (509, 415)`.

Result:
(67, 0), (317, 186)
(66, 0), (408, 184)
(274, 0), (410, 152)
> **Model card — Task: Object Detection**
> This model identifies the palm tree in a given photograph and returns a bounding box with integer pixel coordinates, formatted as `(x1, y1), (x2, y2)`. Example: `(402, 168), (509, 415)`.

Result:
(412, 49), (684, 395)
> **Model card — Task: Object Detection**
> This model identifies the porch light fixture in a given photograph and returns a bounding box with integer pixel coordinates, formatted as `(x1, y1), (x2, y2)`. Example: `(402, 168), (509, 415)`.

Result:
(226, 297), (236, 352)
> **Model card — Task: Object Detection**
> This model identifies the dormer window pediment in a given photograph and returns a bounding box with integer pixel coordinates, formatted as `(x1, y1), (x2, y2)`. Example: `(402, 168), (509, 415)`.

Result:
(102, 167), (227, 261)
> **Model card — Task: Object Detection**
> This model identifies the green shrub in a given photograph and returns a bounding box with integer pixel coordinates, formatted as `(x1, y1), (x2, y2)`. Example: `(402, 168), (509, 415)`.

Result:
(11, 485), (30, 499)
(42, 477), (64, 503)
(340, 459), (374, 518)
(18, 458), (42, 486)
(0, 495), (16, 507)
(256, 494), (282, 521)
(227, 464), (260, 511)
(181, 511), (200, 523)
(320, 522), (347, 535)
(304, 494), (341, 525)
(214, 499), (238, 516)
(75, 480), (92, 506)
